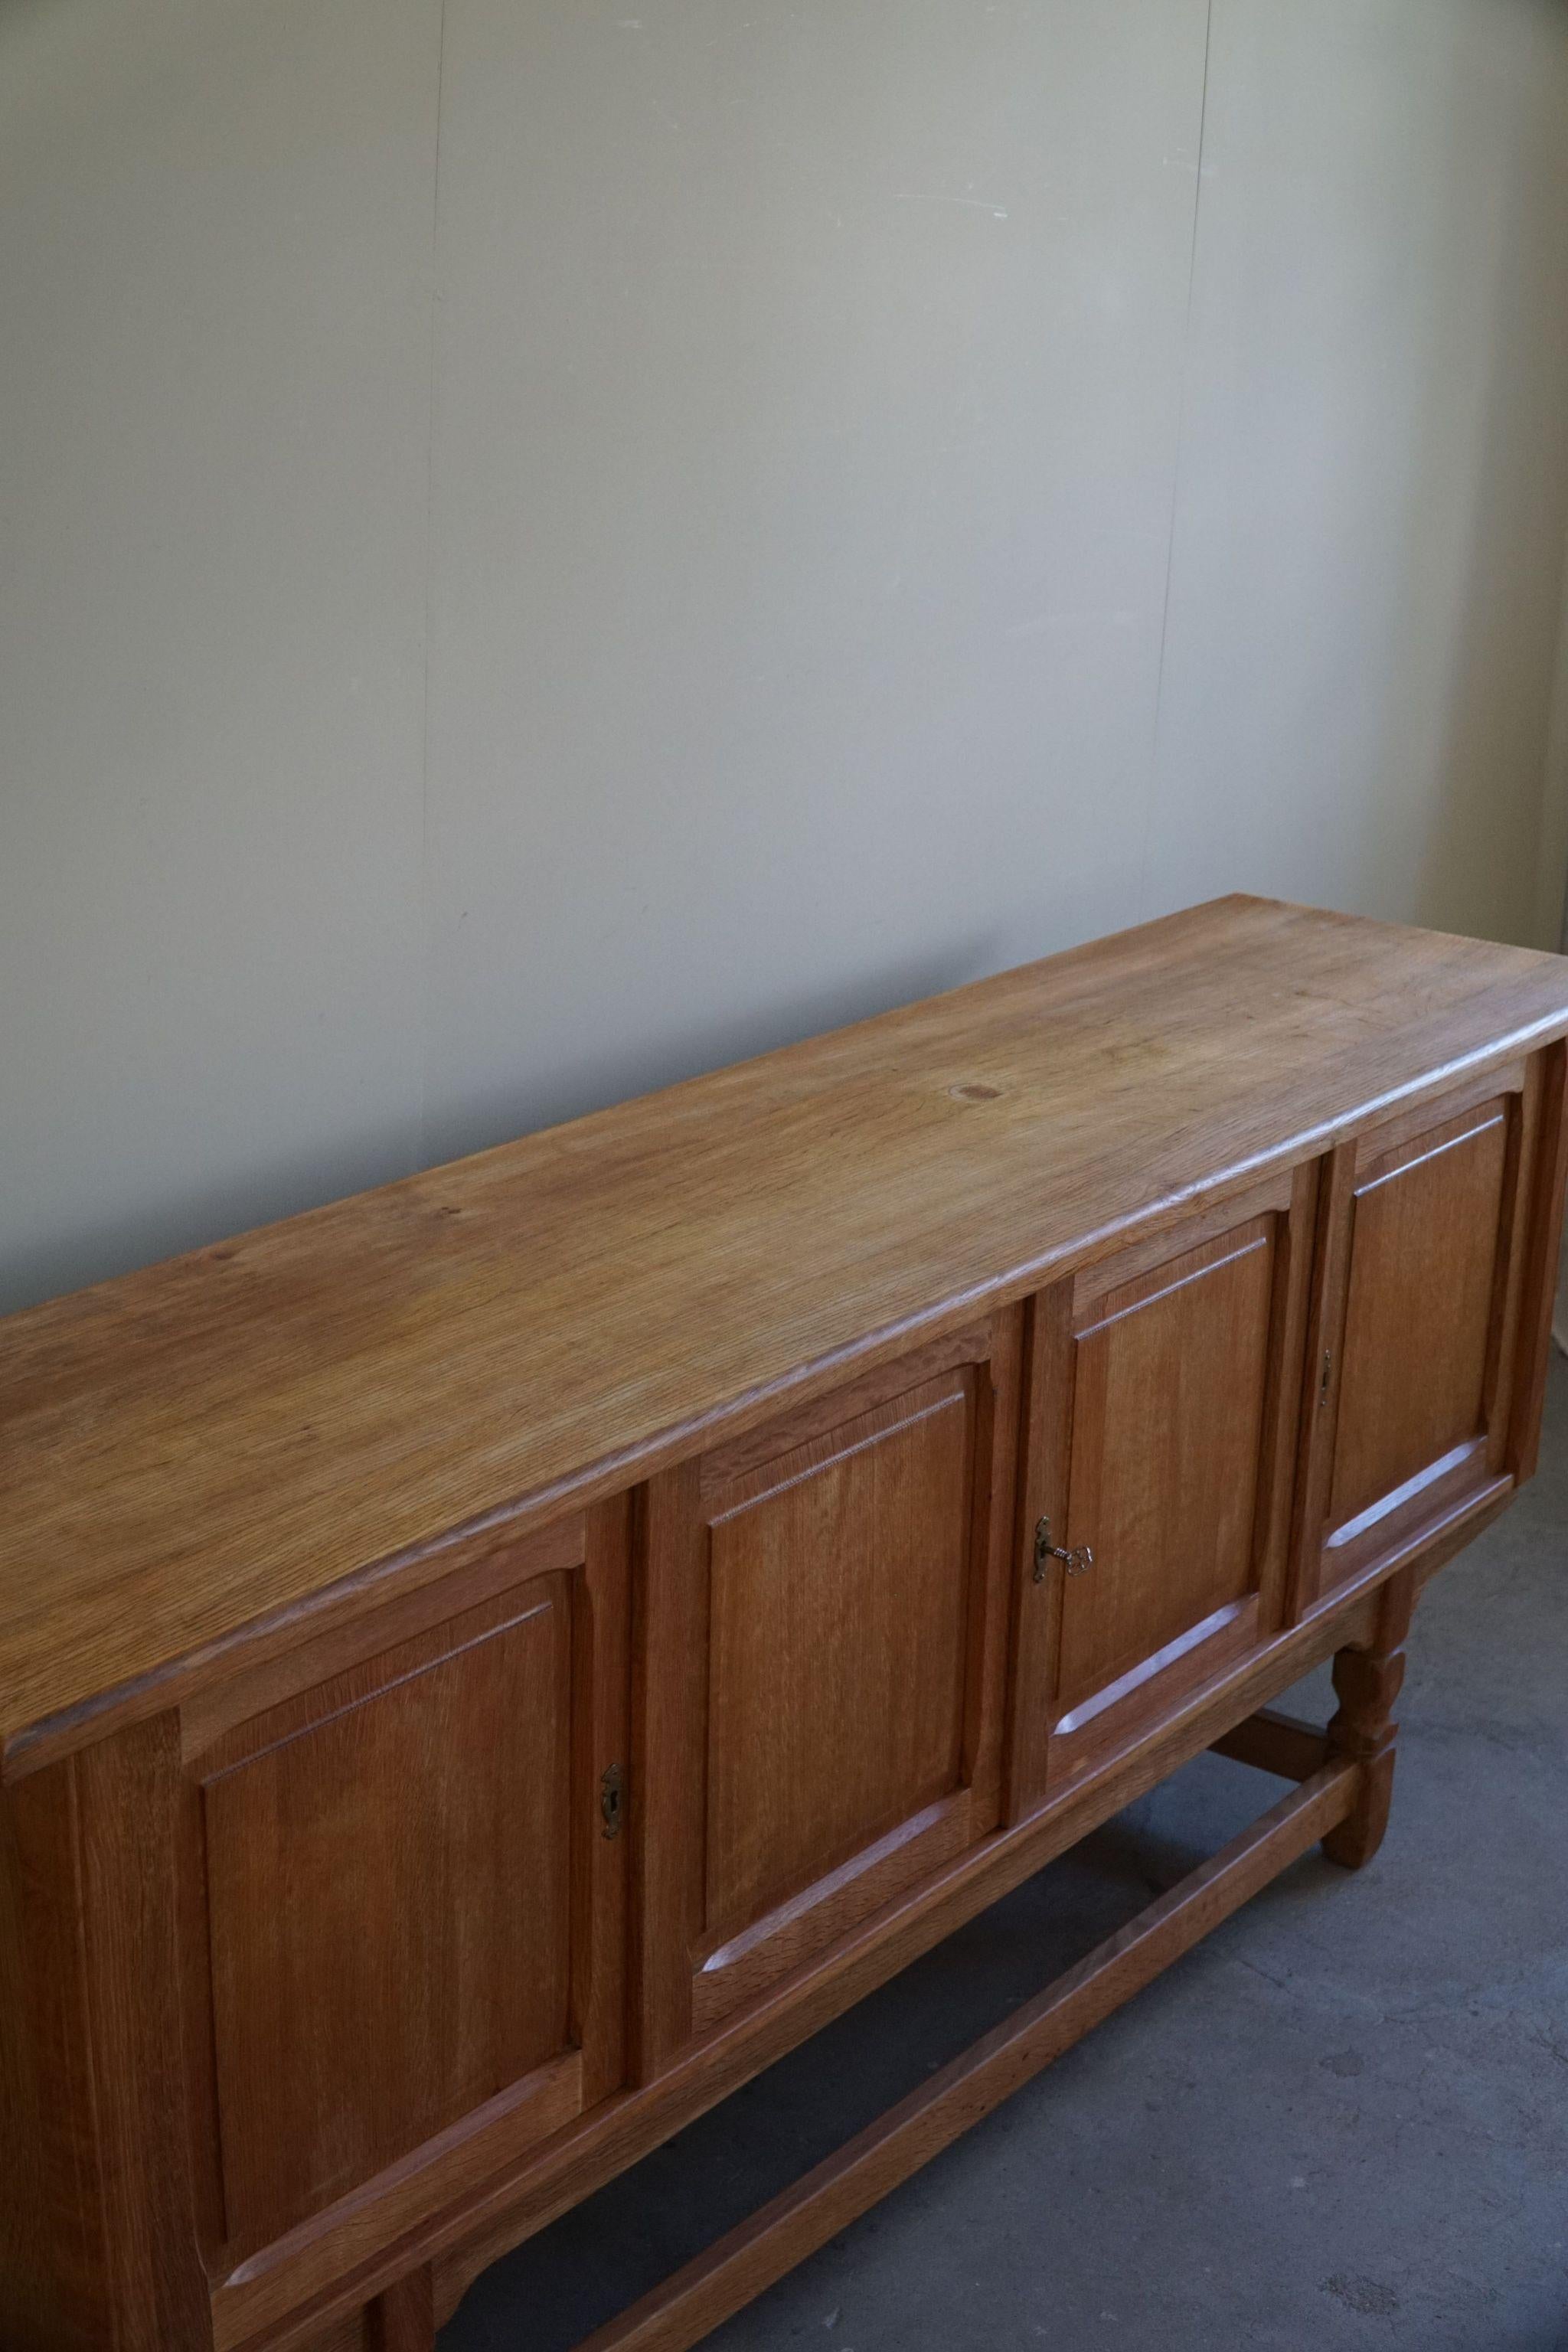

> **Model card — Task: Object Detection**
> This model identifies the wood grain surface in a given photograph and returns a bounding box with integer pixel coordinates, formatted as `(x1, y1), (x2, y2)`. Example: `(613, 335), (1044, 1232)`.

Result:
(5, 895), (1568, 1762)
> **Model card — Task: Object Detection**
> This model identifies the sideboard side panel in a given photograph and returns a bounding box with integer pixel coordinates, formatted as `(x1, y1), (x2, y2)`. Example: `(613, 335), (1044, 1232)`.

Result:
(1508, 1038), (1568, 1482)
(0, 1723), (210, 2351)
(74, 1715), (211, 2350)
(0, 1766), (100, 2351)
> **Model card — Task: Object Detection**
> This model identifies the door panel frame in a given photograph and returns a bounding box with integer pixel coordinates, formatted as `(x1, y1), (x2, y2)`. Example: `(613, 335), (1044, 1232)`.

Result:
(1007, 1163), (1318, 1822)
(632, 1312), (1023, 2079)
(698, 1367), (977, 1950)
(175, 1500), (631, 2284)
(1289, 1055), (1543, 1618)
(1054, 1214), (1278, 1718)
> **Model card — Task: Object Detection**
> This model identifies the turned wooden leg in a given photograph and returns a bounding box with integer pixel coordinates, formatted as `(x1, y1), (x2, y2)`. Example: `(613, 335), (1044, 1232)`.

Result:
(368, 2266), (436, 2352)
(1321, 1567), (1415, 1870)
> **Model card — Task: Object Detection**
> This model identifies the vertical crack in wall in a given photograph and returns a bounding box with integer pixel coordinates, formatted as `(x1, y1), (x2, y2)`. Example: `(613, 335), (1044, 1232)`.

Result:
(1137, 0), (1214, 923)
(417, 0), (449, 1175)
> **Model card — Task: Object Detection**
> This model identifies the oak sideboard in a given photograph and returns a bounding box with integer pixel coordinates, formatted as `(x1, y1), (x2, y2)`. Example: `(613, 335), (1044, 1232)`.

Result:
(3, 894), (1566, 2352)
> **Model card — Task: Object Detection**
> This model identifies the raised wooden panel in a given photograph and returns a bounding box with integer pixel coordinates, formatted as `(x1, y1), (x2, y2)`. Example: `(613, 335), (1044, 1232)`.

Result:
(1331, 1105), (1508, 1537)
(1057, 1225), (1274, 1722)
(185, 1509), (631, 2270)
(635, 1317), (1021, 2069)
(1298, 1076), (1536, 1607)
(1009, 1169), (1316, 1816)
(704, 1374), (971, 1941)
(202, 1587), (569, 2250)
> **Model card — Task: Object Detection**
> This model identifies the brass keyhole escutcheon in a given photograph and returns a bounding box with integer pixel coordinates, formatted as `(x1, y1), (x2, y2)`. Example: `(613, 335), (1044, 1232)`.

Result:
(1034, 1515), (1095, 1582)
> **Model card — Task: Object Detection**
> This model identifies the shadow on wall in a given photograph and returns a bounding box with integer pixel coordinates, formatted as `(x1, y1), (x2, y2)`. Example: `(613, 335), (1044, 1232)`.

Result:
(1400, 15), (1568, 942)
(1137, 0), (1568, 944)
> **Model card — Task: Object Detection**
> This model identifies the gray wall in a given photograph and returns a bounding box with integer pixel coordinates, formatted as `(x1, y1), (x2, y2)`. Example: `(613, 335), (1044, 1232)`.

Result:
(5, 0), (1568, 1315)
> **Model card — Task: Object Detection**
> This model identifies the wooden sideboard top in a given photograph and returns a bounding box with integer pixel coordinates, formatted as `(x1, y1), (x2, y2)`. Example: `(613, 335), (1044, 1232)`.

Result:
(5, 893), (1568, 1766)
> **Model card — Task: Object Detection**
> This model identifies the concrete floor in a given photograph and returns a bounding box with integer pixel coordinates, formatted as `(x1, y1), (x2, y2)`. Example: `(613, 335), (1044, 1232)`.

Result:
(442, 1362), (1568, 2352)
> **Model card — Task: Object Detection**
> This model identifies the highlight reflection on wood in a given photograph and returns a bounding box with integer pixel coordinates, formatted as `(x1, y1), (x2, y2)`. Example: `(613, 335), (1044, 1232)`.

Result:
(2, 897), (1565, 2352)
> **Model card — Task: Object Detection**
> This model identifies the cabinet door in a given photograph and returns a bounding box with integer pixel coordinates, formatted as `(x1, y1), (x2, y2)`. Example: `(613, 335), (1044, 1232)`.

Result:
(1296, 1058), (1551, 1610)
(180, 1504), (629, 2268)
(635, 1315), (1021, 2069)
(1008, 1168), (1317, 1818)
